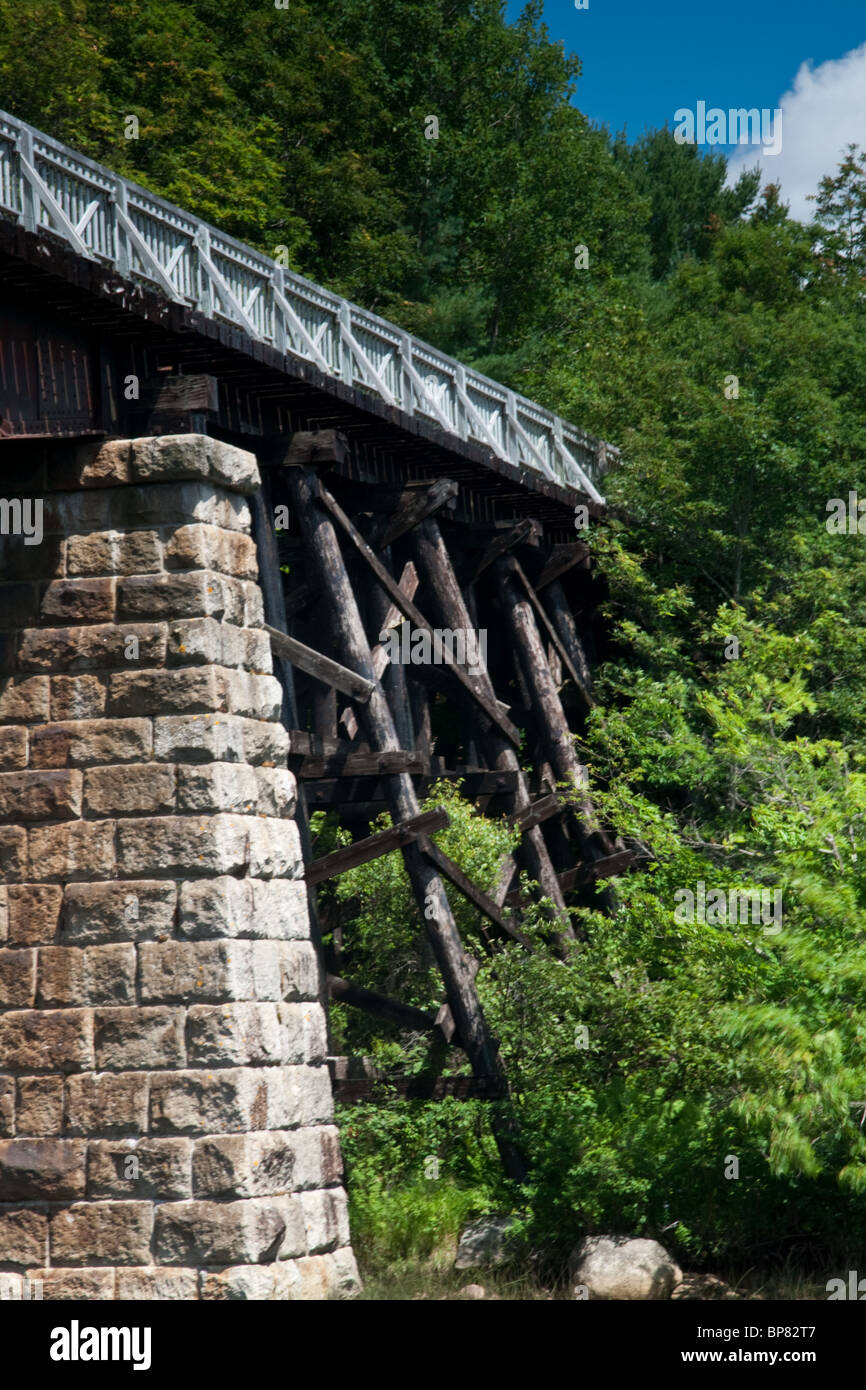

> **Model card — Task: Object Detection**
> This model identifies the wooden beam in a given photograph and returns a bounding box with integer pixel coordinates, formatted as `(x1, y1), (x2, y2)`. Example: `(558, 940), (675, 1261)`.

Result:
(329, 1068), (506, 1102)
(542, 579), (596, 708)
(301, 767), (520, 808)
(327, 974), (442, 1035)
(284, 581), (315, 619)
(297, 749), (429, 778)
(420, 838), (532, 950)
(494, 554), (615, 863)
(286, 461), (525, 1180)
(505, 849), (645, 906)
(313, 478), (521, 748)
(493, 854), (518, 910)
(409, 515), (572, 937)
(264, 623), (375, 704)
(280, 429), (351, 470)
(469, 519), (541, 583)
(508, 792), (562, 833)
(249, 474), (329, 1044)
(305, 807), (449, 886)
(370, 561), (419, 681)
(374, 478), (458, 550)
(511, 556), (592, 708)
(533, 541), (590, 590)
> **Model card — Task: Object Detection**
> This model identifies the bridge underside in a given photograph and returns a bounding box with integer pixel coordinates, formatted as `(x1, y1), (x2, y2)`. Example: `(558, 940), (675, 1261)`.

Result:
(0, 218), (600, 538)
(0, 219), (634, 1124)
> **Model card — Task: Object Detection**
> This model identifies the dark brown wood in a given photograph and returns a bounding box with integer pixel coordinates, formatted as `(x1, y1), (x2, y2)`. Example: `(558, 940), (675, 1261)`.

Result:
(373, 477), (459, 550)
(410, 516), (572, 934)
(282, 428), (351, 470)
(285, 461), (524, 1179)
(329, 1070), (506, 1102)
(313, 478), (521, 747)
(327, 974), (442, 1034)
(284, 581), (315, 619)
(305, 807), (449, 885)
(249, 473), (329, 1044)
(533, 541), (590, 590)
(264, 623), (375, 703)
(420, 838), (532, 950)
(468, 518), (541, 582)
(409, 679), (433, 760)
(494, 554), (614, 863)
(511, 555), (592, 708)
(296, 748), (429, 779)
(493, 854), (518, 909)
(301, 767), (519, 809)
(509, 792), (562, 833)
(311, 682), (338, 739)
(542, 579), (595, 708)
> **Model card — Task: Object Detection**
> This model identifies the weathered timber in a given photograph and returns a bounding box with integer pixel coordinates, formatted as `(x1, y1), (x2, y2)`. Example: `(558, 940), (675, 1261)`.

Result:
(284, 581), (315, 619)
(469, 518), (541, 582)
(285, 462), (525, 1179)
(330, 1071), (507, 1103)
(311, 681), (338, 739)
(555, 847), (646, 893)
(305, 807), (449, 885)
(249, 474), (329, 1039)
(494, 554), (614, 862)
(131, 372), (219, 434)
(366, 550), (416, 748)
(419, 837), (532, 950)
(409, 678), (433, 760)
(282, 429), (351, 470)
(511, 555), (592, 709)
(493, 854), (519, 910)
(370, 561), (419, 680)
(410, 516), (571, 933)
(542, 578), (596, 707)
(314, 478), (521, 747)
(301, 767), (519, 808)
(264, 623), (375, 703)
(533, 541), (590, 590)
(296, 749), (429, 779)
(327, 974), (442, 1035)
(509, 792), (562, 833)
(372, 477), (459, 550)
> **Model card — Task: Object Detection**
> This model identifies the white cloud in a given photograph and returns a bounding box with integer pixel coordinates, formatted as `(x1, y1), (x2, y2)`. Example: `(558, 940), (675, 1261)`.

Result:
(726, 42), (866, 223)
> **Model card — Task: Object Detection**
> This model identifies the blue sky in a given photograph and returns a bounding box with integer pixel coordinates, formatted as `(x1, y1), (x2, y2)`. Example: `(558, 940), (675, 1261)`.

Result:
(505, 1), (866, 218)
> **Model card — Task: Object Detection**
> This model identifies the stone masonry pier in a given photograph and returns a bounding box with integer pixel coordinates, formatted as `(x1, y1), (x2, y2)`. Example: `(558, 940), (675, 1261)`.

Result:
(0, 434), (359, 1299)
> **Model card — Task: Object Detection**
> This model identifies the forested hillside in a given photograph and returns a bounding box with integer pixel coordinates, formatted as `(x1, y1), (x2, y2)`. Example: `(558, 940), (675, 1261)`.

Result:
(5, 0), (866, 1285)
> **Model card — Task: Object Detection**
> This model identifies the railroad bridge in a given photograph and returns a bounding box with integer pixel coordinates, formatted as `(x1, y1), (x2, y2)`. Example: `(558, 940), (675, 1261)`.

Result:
(0, 110), (629, 1299)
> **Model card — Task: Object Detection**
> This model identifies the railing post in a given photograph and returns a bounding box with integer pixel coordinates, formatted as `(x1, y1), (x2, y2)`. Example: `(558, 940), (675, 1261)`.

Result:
(400, 331), (414, 415)
(195, 224), (212, 318)
(552, 415), (566, 487)
(273, 265), (287, 354)
(113, 175), (129, 277)
(455, 363), (468, 440)
(505, 390), (518, 465)
(16, 123), (36, 234)
(339, 301), (353, 386)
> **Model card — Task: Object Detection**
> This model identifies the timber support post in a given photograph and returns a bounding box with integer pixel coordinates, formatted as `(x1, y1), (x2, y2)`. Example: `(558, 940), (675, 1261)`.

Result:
(284, 459), (527, 1181)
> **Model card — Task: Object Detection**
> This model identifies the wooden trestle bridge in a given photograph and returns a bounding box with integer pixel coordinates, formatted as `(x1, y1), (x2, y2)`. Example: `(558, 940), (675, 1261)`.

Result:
(0, 111), (641, 1177)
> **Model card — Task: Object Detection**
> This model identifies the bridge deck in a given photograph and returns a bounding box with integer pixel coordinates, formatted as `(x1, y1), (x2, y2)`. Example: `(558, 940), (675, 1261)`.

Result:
(0, 108), (614, 504)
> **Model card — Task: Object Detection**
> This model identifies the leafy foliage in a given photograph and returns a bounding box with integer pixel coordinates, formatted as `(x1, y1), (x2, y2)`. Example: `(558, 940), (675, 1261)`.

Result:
(7, 0), (866, 1275)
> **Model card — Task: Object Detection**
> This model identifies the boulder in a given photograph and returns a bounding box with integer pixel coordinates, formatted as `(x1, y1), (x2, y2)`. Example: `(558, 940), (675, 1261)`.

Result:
(569, 1235), (682, 1300)
(454, 1216), (519, 1270)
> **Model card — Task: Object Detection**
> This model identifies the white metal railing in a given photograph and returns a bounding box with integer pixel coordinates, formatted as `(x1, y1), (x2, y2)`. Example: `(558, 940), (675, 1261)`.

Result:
(0, 108), (615, 500)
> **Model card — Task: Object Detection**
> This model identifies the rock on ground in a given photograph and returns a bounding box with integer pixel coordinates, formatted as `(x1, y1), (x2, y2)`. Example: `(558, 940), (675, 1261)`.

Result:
(569, 1235), (682, 1300)
(454, 1216), (519, 1270)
